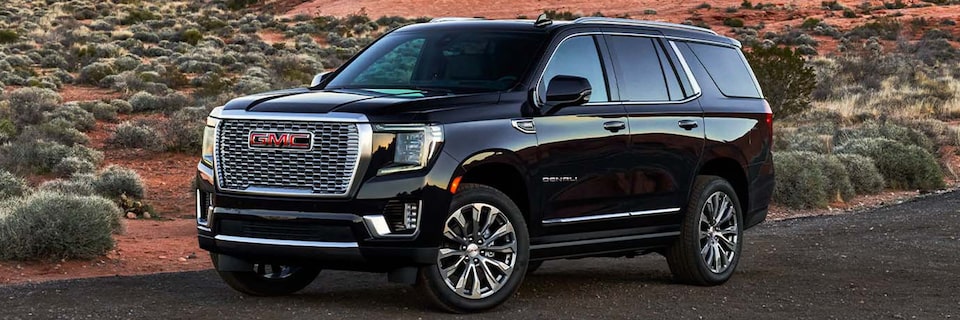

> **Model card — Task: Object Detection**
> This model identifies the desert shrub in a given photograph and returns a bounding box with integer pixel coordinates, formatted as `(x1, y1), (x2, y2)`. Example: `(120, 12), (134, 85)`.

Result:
(0, 141), (101, 174)
(773, 151), (829, 209)
(182, 28), (203, 45)
(696, 2), (713, 9)
(78, 62), (117, 85)
(40, 55), (69, 69)
(7, 87), (61, 126)
(37, 174), (96, 196)
(814, 154), (856, 202)
(0, 170), (28, 200)
(0, 191), (121, 260)
(892, 118), (959, 149)
(724, 18), (745, 28)
(0, 29), (18, 43)
(846, 18), (902, 40)
(122, 9), (159, 25)
(159, 92), (192, 114)
(113, 56), (141, 72)
(835, 154), (885, 194)
(128, 91), (161, 112)
(745, 45), (816, 119)
(192, 72), (233, 97)
(109, 121), (162, 150)
(835, 122), (934, 152)
(90, 102), (118, 121)
(46, 104), (96, 132)
(801, 18), (822, 29)
(161, 107), (206, 153)
(836, 138), (944, 190)
(109, 99), (132, 114)
(775, 129), (831, 153)
(18, 120), (90, 146)
(93, 165), (145, 199)
(53, 156), (96, 177)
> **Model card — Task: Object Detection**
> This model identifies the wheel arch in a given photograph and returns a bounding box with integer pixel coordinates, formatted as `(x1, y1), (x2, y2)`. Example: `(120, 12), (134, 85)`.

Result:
(697, 157), (749, 214)
(453, 150), (533, 223)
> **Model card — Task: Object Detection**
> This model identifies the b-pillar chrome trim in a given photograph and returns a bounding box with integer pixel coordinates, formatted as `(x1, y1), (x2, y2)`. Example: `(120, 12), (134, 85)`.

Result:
(542, 208), (681, 225)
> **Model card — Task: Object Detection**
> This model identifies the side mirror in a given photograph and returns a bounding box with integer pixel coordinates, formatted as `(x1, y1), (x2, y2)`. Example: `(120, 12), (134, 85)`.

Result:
(544, 75), (591, 113)
(310, 71), (333, 87)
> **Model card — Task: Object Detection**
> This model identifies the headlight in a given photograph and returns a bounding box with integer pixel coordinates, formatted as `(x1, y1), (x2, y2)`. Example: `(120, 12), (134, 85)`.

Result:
(375, 124), (443, 175)
(200, 109), (222, 167)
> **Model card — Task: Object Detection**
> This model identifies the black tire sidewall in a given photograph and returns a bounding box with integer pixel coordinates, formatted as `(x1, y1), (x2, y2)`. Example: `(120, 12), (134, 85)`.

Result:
(419, 184), (530, 313)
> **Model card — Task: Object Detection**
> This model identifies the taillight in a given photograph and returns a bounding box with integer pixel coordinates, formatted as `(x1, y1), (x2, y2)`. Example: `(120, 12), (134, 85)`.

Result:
(763, 100), (774, 149)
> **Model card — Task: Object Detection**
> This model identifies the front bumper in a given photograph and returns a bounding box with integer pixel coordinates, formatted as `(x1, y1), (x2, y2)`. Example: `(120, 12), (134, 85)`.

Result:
(195, 154), (457, 271)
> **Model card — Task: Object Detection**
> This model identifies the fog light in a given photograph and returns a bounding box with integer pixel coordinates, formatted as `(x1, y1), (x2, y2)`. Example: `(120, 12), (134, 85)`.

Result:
(196, 190), (212, 228)
(404, 202), (420, 230)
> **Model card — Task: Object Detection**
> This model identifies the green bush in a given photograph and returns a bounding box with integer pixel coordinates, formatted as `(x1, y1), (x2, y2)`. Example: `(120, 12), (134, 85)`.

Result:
(37, 174), (97, 196)
(161, 107), (206, 153)
(835, 154), (885, 195)
(18, 119), (90, 146)
(109, 121), (163, 150)
(836, 138), (944, 190)
(78, 62), (117, 85)
(0, 191), (121, 260)
(46, 104), (96, 132)
(835, 122), (934, 152)
(773, 151), (829, 209)
(0, 29), (18, 43)
(7, 87), (62, 126)
(90, 102), (118, 121)
(745, 45), (817, 120)
(724, 18), (745, 28)
(110, 99), (133, 114)
(93, 165), (145, 199)
(774, 129), (831, 153)
(0, 141), (102, 175)
(0, 170), (28, 200)
(800, 18), (822, 29)
(128, 91), (161, 112)
(813, 154), (856, 202)
(53, 156), (96, 177)
(182, 29), (203, 45)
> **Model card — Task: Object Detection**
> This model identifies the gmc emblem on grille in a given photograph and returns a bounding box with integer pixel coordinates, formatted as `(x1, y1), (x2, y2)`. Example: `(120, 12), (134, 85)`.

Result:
(248, 132), (313, 150)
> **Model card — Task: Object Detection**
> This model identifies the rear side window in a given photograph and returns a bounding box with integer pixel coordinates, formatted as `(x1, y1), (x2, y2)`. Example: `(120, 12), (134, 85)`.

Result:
(606, 36), (676, 102)
(686, 43), (761, 98)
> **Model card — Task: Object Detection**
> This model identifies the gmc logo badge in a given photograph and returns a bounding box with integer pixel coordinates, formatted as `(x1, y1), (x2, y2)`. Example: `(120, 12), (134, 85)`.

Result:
(248, 132), (313, 150)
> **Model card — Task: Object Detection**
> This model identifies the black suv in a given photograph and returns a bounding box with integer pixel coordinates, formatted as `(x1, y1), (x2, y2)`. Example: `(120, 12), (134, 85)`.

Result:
(195, 16), (774, 313)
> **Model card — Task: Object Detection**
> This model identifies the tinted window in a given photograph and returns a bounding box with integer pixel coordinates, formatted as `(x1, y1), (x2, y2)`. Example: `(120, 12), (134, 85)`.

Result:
(540, 36), (609, 103)
(607, 36), (673, 101)
(328, 31), (546, 93)
(686, 43), (761, 98)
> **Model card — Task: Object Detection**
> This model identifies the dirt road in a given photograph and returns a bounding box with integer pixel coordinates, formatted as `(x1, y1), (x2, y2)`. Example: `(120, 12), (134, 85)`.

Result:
(2, 191), (958, 319)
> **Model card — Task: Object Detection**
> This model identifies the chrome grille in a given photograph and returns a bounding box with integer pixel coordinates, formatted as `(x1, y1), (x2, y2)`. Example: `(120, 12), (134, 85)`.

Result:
(215, 119), (360, 196)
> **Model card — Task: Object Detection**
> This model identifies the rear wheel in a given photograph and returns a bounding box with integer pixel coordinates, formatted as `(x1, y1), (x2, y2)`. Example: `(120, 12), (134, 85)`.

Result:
(213, 255), (320, 296)
(667, 175), (743, 286)
(418, 183), (529, 313)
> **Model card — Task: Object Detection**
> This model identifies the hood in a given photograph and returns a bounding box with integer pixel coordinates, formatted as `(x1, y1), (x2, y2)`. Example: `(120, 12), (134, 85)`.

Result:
(222, 88), (502, 120)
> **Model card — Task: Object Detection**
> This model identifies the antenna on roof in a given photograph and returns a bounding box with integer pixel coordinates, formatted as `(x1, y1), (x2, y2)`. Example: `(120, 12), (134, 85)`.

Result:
(534, 13), (552, 28)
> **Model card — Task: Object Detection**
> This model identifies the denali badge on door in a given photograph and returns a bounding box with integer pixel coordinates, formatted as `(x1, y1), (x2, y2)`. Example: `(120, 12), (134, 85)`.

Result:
(248, 132), (313, 150)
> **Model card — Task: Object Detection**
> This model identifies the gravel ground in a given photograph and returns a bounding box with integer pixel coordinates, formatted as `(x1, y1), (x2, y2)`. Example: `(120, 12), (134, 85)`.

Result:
(2, 191), (958, 319)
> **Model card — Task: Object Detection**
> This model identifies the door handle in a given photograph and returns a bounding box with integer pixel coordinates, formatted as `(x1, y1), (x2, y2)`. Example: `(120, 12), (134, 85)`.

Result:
(678, 119), (699, 130)
(603, 121), (626, 133)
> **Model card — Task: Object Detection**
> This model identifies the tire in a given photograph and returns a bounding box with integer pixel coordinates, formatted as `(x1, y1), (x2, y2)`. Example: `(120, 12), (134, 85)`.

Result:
(418, 183), (530, 313)
(212, 254), (321, 296)
(666, 175), (744, 286)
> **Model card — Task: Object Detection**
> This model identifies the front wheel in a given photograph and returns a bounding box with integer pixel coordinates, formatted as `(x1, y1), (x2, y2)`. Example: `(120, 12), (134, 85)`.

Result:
(213, 255), (320, 296)
(418, 183), (530, 313)
(666, 175), (744, 286)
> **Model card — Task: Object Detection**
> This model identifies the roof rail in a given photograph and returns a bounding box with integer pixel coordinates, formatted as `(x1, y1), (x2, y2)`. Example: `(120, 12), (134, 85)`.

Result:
(430, 17), (486, 23)
(572, 17), (719, 35)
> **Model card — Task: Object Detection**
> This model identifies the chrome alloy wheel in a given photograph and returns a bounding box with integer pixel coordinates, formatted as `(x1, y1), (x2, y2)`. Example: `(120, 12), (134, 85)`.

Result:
(437, 203), (518, 299)
(699, 191), (740, 274)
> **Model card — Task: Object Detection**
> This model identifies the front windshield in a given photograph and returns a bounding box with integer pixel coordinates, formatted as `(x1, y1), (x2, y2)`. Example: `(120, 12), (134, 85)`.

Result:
(326, 30), (546, 93)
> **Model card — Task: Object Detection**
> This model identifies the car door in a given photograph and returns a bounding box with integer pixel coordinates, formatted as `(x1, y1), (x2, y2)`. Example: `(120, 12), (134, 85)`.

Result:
(532, 32), (635, 229)
(602, 31), (705, 222)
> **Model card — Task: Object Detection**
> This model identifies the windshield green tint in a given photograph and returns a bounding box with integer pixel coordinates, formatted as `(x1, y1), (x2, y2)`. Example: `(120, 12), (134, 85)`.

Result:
(327, 31), (546, 93)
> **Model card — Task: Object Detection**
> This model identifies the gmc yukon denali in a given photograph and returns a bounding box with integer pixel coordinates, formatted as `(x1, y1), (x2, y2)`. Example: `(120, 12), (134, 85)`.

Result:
(195, 16), (775, 313)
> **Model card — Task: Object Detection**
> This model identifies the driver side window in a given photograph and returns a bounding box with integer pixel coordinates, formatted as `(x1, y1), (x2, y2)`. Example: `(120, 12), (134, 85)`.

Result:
(539, 36), (610, 104)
